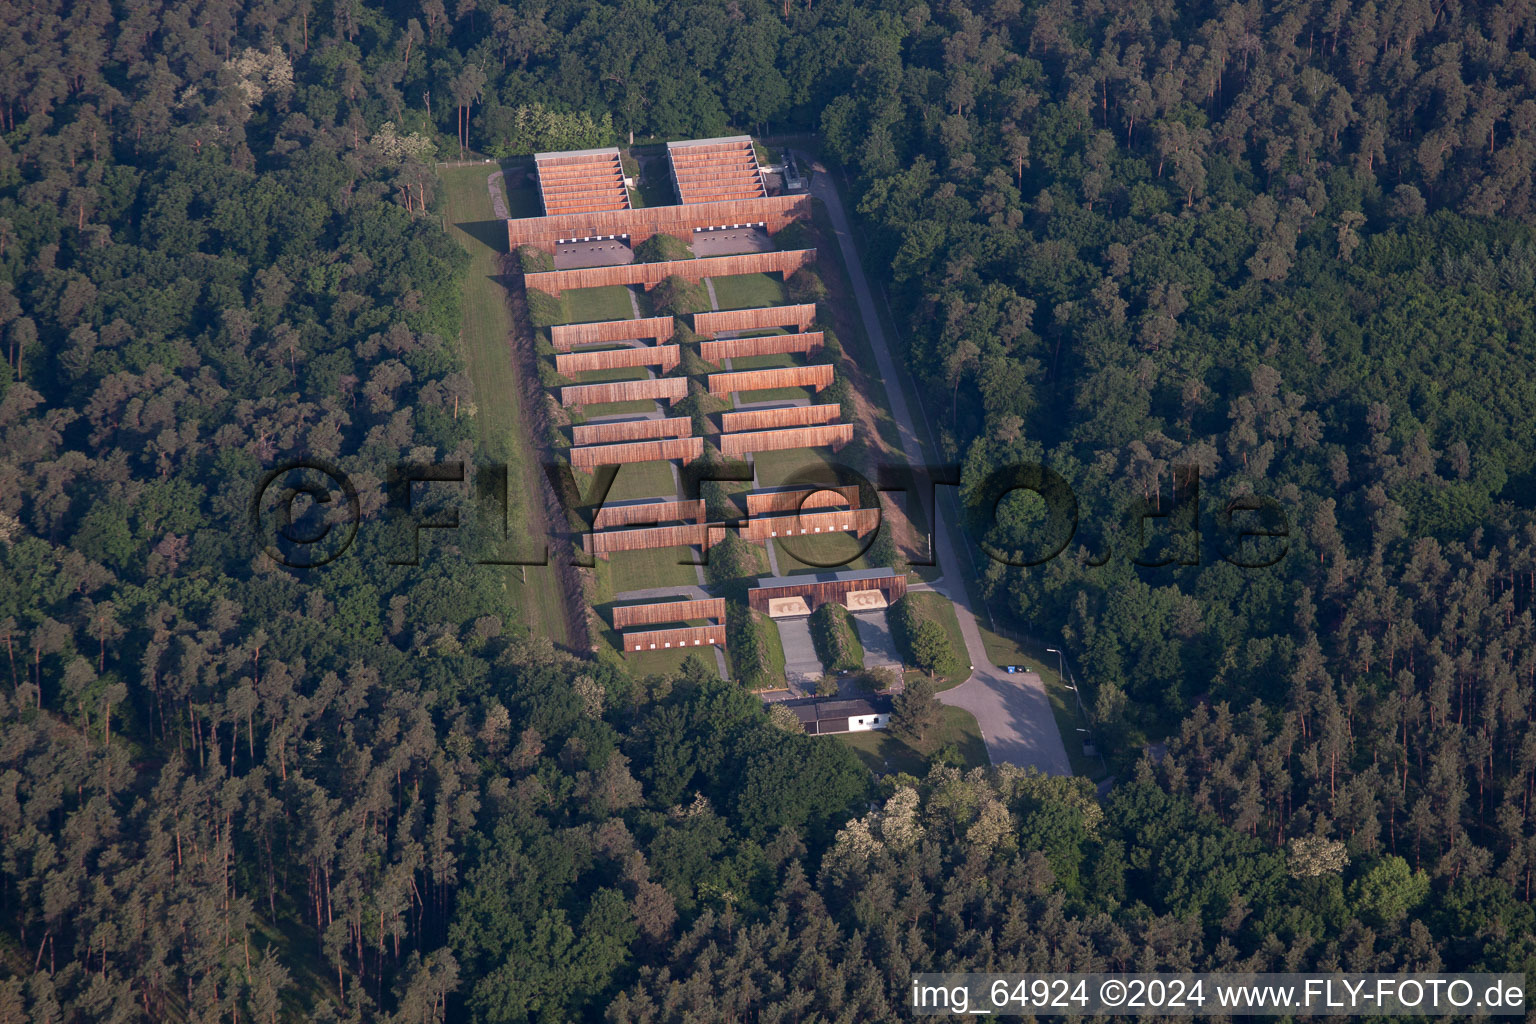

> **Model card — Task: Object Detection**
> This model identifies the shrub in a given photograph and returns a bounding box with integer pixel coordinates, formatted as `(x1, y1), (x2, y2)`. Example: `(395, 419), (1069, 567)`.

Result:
(773, 220), (813, 251)
(818, 325), (843, 359)
(726, 604), (773, 689)
(704, 531), (758, 589)
(864, 520), (905, 572)
(809, 602), (863, 673)
(787, 267), (828, 304)
(889, 596), (962, 679)
(525, 288), (562, 328)
(634, 234), (694, 263)
(516, 245), (554, 273)
(650, 275), (710, 316)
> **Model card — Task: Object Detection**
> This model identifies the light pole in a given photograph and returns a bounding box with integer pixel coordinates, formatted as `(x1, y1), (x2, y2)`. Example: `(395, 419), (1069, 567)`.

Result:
(1048, 646), (1106, 775)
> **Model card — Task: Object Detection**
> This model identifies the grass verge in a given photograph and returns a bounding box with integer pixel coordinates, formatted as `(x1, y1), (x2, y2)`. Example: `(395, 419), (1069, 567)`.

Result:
(900, 592), (971, 691)
(438, 162), (569, 644)
(836, 706), (989, 775)
(710, 272), (787, 309)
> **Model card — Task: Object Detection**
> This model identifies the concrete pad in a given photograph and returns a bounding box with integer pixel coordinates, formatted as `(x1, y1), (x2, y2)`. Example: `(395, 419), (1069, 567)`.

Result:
(691, 226), (772, 257)
(767, 596), (810, 618)
(844, 588), (887, 611)
(554, 240), (634, 269)
(852, 610), (901, 670)
(774, 615), (823, 688)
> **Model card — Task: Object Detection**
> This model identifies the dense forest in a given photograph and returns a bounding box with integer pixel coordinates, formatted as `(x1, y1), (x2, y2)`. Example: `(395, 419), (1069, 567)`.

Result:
(2, 0), (1535, 1020)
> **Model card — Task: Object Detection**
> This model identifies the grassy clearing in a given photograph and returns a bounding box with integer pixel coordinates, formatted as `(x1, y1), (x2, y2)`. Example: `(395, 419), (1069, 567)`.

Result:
(634, 172), (675, 210)
(773, 532), (870, 575)
(438, 162), (568, 644)
(753, 446), (841, 487)
(901, 592), (972, 691)
(625, 646), (712, 677)
(806, 199), (911, 457)
(606, 545), (702, 595)
(836, 706), (989, 775)
(757, 611), (788, 686)
(574, 365), (651, 381)
(736, 386), (817, 403)
(604, 459), (680, 502)
(711, 272), (786, 309)
(595, 603), (722, 678)
(573, 399), (663, 418)
(560, 285), (640, 324)
(803, 197), (933, 565)
(728, 352), (799, 371)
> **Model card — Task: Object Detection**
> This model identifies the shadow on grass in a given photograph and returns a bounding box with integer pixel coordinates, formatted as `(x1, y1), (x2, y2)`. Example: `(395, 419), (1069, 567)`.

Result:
(457, 219), (511, 253)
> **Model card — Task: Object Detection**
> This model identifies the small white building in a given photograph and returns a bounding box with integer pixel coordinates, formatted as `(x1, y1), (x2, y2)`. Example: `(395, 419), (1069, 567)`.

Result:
(782, 696), (892, 736)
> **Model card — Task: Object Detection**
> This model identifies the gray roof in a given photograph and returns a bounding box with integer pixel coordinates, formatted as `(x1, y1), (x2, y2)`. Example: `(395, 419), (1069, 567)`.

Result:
(666, 135), (753, 149)
(534, 146), (622, 161)
(782, 695), (892, 724)
(751, 567), (900, 590)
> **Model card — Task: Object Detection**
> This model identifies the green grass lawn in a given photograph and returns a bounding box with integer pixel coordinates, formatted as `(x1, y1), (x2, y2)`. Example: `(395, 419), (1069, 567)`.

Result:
(439, 162), (569, 645)
(561, 365), (665, 418)
(604, 545), (701, 595)
(567, 364), (651, 383)
(634, 173), (676, 210)
(603, 459), (680, 502)
(752, 446), (844, 488)
(728, 352), (798, 371)
(594, 602), (721, 677)
(573, 399), (665, 418)
(736, 386), (817, 403)
(752, 610), (787, 688)
(625, 646), (713, 677)
(710, 272), (786, 309)
(560, 285), (640, 324)
(773, 532), (870, 575)
(902, 592), (972, 691)
(837, 706), (989, 775)
(503, 178), (542, 218)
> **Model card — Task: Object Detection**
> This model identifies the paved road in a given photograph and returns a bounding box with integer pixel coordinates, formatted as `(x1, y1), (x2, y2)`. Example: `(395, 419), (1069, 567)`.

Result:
(798, 153), (1071, 775)
(852, 610), (901, 669)
(776, 615), (823, 689)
